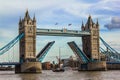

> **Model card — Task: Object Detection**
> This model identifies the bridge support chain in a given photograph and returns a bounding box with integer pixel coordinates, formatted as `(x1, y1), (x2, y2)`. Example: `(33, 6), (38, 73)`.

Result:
(78, 61), (107, 71)
(15, 62), (42, 73)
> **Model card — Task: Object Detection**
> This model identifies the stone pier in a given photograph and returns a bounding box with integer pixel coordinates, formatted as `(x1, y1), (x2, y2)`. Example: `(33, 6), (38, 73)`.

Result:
(78, 61), (107, 71)
(15, 62), (42, 73)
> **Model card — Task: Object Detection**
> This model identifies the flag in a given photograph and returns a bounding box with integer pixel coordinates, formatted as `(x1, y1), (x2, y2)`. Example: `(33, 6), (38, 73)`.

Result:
(68, 24), (72, 26)
(55, 23), (58, 25)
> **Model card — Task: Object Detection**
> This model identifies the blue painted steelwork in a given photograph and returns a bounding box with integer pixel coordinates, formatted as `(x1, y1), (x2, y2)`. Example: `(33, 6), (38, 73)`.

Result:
(107, 62), (120, 64)
(37, 41), (55, 62)
(67, 41), (90, 63)
(100, 37), (119, 54)
(0, 62), (20, 65)
(100, 47), (120, 62)
(100, 37), (120, 62)
(0, 33), (24, 55)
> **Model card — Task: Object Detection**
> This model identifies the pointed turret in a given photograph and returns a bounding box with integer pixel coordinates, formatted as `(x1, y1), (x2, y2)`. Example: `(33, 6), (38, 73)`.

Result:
(96, 18), (99, 26)
(81, 21), (85, 31)
(87, 15), (93, 25)
(24, 9), (31, 20)
(86, 15), (93, 29)
(33, 14), (36, 22)
(82, 21), (84, 26)
(33, 14), (36, 26)
(19, 17), (22, 24)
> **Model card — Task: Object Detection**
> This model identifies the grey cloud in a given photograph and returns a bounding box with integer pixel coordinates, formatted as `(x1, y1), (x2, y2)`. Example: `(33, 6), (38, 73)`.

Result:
(111, 17), (120, 24)
(104, 17), (120, 30)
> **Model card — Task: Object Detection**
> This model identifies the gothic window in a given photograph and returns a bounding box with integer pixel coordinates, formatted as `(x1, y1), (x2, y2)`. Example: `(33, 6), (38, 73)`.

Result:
(27, 44), (33, 51)
(93, 44), (97, 50)
(93, 46), (97, 50)
(27, 37), (33, 40)
(30, 53), (32, 57)
(93, 30), (97, 36)
(93, 39), (97, 43)
(28, 26), (33, 33)
(30, 22), (32, 25)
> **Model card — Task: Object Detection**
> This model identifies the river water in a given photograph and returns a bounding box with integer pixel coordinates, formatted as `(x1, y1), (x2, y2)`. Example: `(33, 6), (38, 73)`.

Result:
(0, 70), (119, 80)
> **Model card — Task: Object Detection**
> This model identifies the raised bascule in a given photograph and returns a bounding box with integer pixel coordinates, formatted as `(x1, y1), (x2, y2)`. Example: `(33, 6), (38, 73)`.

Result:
(0, 10), (120, 73)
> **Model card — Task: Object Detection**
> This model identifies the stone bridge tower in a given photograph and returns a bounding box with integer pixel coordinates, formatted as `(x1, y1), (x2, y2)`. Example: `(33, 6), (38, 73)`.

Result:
(19, 10), (36, 62)
(15, 10), (42, 73)
(81, 15), (106, 70)
(81, 15), (100, 61)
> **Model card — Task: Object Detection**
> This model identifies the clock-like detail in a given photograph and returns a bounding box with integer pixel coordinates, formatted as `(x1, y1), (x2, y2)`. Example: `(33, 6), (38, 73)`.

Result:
(28, 26), (33, 33)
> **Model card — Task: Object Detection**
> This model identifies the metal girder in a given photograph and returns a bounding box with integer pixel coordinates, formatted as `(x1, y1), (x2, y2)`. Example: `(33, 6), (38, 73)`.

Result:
(0, 33), (24, 55)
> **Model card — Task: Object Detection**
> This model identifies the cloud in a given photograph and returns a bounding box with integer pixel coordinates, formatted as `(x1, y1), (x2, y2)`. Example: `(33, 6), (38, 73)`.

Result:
(1, 0), (120, 30)
(0, 0), (93, 32)
(104, 17), (120, 30)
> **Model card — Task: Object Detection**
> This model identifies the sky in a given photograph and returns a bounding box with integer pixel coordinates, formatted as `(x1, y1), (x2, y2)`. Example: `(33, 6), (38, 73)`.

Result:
(0, 0), (120, 63)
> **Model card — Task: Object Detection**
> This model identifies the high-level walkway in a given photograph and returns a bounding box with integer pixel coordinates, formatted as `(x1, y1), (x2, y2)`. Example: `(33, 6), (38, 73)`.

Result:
(36, 28), (90, 37)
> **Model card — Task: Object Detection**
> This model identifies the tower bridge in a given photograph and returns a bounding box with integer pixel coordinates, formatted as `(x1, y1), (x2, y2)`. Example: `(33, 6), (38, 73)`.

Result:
(0, 10), (120, 73)
(17, 10), (107, 72)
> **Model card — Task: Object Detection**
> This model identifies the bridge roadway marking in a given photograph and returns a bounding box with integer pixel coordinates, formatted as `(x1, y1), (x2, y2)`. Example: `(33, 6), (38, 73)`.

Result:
(36, 28), (90, 37)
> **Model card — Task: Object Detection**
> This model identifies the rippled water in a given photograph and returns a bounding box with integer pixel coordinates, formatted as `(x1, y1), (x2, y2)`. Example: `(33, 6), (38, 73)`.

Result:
(0, 70), (119, 80)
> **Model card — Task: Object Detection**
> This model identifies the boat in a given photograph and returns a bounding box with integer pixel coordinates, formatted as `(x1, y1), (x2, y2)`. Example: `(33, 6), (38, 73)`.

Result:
(52, 68), (64, 72)
(52, 47), (65, 72)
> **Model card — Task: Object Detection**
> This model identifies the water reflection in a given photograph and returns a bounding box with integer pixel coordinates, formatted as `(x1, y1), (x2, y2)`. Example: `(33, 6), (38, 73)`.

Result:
(0, 70), (119, 80)
(84, 71), (101, 80)
(19, 74), (38, 80)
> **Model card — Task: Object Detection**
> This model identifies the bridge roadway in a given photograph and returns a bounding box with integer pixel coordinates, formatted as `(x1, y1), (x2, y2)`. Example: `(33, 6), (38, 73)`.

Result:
(36, 28), (90, 37)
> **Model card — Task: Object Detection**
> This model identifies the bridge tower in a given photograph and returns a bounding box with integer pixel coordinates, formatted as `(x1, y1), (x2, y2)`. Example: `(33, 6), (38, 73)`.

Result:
(82, 15), (100, 61)
(81, 15), (106, 70)
(19, 10), (36, 62)
(15, 10), (42, 73)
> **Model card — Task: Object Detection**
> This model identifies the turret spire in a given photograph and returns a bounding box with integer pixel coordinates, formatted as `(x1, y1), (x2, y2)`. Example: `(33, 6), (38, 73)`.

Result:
(86, 14), (93, 29)
(33, 13), (36, 22)
(24, 9), (31, 20)
(81, 21), (85, 31)
(96, 18), (99, 26)
(87, 15), (93, 23)
(19, 17), (22, 24)
(82, 21), (84, 26)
